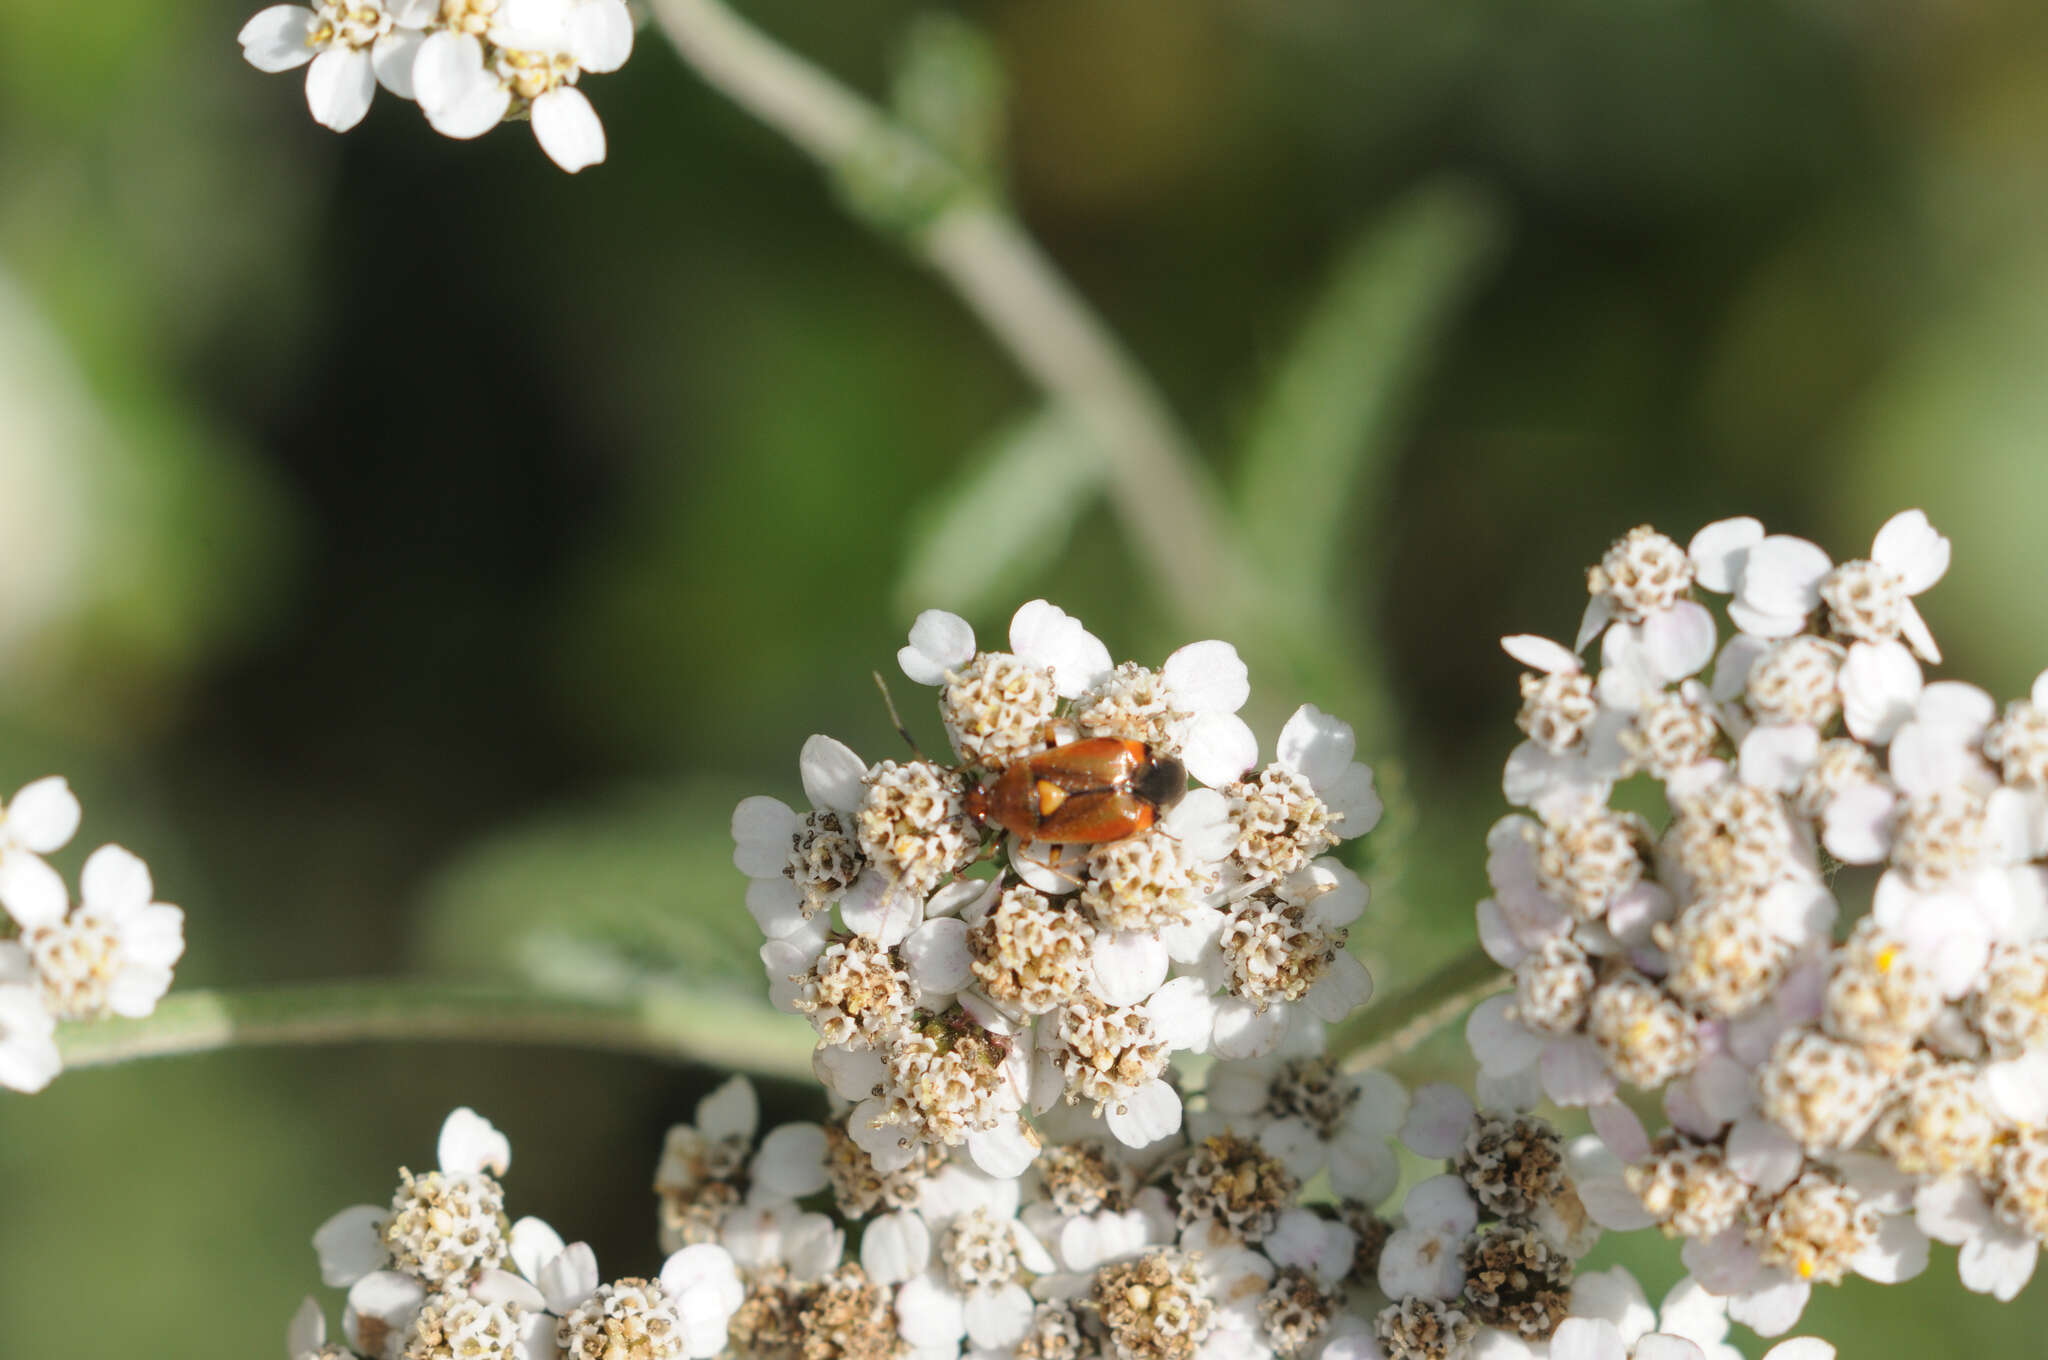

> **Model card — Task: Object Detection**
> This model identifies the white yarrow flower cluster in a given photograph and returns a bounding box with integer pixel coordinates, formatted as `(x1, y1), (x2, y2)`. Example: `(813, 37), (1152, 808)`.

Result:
(238, 0), (633, 171)
(0, 776), (185, 1093)
(733, 601), (1383, 1178)
(301, 1107), (745, 1360)
(1475, 510), (2048, 1331)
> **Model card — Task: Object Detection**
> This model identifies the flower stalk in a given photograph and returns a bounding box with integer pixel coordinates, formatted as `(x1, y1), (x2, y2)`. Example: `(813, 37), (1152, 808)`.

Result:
(53, 979), (817, 1079)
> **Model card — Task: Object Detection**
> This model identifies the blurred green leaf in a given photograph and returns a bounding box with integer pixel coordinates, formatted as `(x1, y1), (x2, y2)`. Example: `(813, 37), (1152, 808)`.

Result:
(415, 781), (769, 1001)
(1233, 179), (1508, 603)
(894, 405), (1107, 617)
(891, 13), (1007, 193)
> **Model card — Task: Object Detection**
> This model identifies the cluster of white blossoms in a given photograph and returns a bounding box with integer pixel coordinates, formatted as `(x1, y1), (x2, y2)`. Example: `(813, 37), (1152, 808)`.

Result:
(237, 0), (633, 172)
(298, 1108), (746, 1360)
(285, 601), (1852, 1359)
(0, 776), (185, 1093)
(732, 601), (1382, 1179)
(1473, 509), (2048, 1333)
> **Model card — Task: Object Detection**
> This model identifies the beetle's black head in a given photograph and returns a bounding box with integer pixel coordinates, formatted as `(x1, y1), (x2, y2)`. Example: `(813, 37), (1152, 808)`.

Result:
(1135, 754), (1188, 811)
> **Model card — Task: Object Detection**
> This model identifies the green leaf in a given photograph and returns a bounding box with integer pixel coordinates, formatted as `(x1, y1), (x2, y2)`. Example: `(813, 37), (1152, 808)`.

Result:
(891, 13), (1007, 192)
(413, 781), (769, 1002)
(1233, 179), (1509, 602)
(894, 405), (1107, 617)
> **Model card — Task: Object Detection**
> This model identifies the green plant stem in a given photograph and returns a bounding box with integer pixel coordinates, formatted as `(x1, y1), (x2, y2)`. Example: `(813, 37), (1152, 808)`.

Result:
(646, 0), (1256, 632)
(54, 980), (817, 1079)
(1328, 945), (1506, 1073)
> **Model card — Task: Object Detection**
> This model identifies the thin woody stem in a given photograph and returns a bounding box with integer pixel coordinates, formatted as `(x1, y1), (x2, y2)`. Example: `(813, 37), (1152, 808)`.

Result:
(645, 0), (1259, 632)
(54, 980), (817, 1079)
(1328, 945), (1507, 1073)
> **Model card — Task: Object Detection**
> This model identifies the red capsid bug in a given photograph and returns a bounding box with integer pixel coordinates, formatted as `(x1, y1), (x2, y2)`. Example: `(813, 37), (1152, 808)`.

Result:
(965, 737), (1187, 846)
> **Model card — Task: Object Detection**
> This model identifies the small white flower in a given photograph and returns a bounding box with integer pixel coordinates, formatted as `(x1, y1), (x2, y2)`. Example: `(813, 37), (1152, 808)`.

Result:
(1377, 1174), (1477, 1300)
(413, 0), (633, 172)
(1915, 1174), (2038, 1301)
(732, 734), (870, 939)
(19, 845), (185, 1022)
(658, 1242), (747, 1358)
(238, 0), (436, 132)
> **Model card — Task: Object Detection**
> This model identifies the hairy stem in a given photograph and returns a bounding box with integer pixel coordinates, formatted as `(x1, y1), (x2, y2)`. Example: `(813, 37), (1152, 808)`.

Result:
(55, 980), (817, 1079)
(1328, 945), (1507, 1073)
(646, 0), (1255, 630)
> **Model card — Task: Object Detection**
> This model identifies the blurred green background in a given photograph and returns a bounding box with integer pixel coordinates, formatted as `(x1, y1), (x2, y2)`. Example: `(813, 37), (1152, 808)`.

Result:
(2, 0), (2046, 1352)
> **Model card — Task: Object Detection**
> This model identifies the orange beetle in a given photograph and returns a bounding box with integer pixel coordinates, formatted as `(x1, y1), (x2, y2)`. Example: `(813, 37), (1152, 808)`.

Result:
(965, 737), (1186, 844)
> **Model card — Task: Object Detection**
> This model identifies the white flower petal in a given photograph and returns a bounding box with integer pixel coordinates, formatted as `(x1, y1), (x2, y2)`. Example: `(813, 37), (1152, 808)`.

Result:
(306, 47), (377, 132)
(895, 1272), (967, 1346)
(532, 87), (606, 172)
(1105, 1079), (1182, 1148)
(1090, 931), (1168, 1007)
(1275, 705), (1355, 789)
(371, 28), (424, 97)
(1178, 711), (1257, 788)
(1737, 535), (1831, 621)
(900, 610), (975, 685)
(439, 1107), (511, 1175)
(314, 1204), (389, 1287)
(239, 5), (319, 73)
(1840, 640), (1921, 744)
(288, 1297), (327, 1356)
(965, 1123), (1039, 1178)
(1160, 787), (1236, 862)
(1008, 601), (1111, 698)
(1850, 1214), (1927, 1284)
(1687, 518), (1769, 593)
(1161, 640), (1249, 713)
(1633, 1337), (1707, 1360)
(1870, 510), (1950, 594)
(343, 1271), (426, 1348)
(1820, 781), (1895, 864)
(537, 1243), (599, 1313)
(1761, 1342), (1836, 1360)
(732, 796), (798, 877)
(0, 854), (67, 930)
(4, 777), (80, 854)
(568, 0), (634, 72)
(861, 1211), (931, 1285)
(1399, 1082), (1477, 1159)
(1547, 1318), (1629, 1360)
(1209, 997), (1287, 1059)
(1958, 1225), (2038, 1301)
(80, 844), (152, 918)
(1502, 634), (1581, 674)
(799, 735), (869, 813)
(1738, 723), (1817, 794)
(1725, 1271), (1809, 1337)
(1540, 1035), (1616, 1106)
(1641, 602), (1717, 681)
(903, 917), (972, 994)
(509, 1216), (567, 1284)
(1465, 994), (1542, 1078)
(697, 1074), (760, 1142)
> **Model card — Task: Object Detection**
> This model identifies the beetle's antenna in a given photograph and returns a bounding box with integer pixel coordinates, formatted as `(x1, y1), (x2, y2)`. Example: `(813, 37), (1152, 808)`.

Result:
(873, 671), (927, 761)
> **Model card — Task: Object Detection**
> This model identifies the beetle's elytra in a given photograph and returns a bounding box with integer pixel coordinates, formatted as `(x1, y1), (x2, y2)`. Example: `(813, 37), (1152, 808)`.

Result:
(964, 737), (1187, 845)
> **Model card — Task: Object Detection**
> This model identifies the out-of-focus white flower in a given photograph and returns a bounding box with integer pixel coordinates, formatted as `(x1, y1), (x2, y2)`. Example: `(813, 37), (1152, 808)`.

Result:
(413, 0), (633, 171)
(18, 845), (185, 1021)
(0, 775), (81, 930)
(237, 0), (436, 132)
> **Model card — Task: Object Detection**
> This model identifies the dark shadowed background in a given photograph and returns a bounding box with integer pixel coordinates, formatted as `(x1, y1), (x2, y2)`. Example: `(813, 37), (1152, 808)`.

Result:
(2, 0), (2046, 1352)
